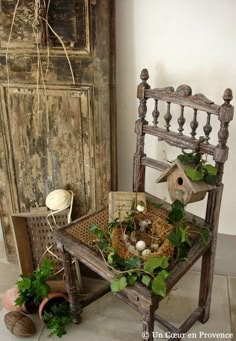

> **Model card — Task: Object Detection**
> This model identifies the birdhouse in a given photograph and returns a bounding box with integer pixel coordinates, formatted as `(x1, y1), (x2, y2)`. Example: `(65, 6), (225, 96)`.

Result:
(156, 160), (215, 206)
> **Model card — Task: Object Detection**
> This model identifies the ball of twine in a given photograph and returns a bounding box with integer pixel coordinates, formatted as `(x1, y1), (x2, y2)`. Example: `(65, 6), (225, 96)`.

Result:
(46, 189), (74, 226)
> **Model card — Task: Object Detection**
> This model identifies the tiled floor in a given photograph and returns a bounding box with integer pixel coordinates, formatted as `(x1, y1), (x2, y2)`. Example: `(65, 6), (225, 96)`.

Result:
(0, 241), (235, 341)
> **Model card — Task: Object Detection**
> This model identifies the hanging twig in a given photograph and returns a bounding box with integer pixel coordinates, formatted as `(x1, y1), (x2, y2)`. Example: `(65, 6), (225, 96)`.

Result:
(39, 16), (75, 84)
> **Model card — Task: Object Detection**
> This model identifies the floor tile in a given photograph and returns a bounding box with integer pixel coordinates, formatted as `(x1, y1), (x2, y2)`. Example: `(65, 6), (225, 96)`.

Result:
(228, 277), (236, 340)
(39, 293), (166, 341)
(0, 307), (44, 341)
(0, 263), (19, 296)
(0, 241), (7, 263)
(157, 271), (232, 340)
(192, 234), (236, 277)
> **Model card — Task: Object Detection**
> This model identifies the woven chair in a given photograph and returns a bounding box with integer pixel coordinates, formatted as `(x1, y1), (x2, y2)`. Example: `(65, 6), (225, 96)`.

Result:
(54, 69), (234, 341)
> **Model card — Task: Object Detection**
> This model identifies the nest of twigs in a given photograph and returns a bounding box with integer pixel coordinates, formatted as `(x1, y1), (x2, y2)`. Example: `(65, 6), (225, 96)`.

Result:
(111, 207), (175, 260)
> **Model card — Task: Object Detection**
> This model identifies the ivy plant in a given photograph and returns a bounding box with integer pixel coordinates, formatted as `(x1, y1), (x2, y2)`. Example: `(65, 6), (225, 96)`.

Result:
(109, 255), (170, 297)
(177, 151), (218, 185)
(167, 200), (210, 260)
(15, 259), (54, 307)
(89, 223), (170, 297)
(42, 300), (72, 338)
(89, 197), (210, 297)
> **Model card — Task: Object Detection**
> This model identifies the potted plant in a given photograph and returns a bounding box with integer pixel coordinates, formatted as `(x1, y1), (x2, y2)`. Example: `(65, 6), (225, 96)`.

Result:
(15, 259), (54, 313)
(39, 293), (72, 338)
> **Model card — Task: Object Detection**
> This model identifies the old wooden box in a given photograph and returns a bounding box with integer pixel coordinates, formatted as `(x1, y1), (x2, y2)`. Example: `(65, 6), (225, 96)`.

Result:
(11, 208), (68, 292)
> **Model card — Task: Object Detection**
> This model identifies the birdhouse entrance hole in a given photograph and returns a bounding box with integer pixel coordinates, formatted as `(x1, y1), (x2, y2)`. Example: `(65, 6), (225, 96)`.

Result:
(177, 177), (183, 185)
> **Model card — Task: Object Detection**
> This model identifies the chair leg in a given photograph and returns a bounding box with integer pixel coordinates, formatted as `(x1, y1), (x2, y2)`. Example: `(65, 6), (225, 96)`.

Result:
(61, 246), (82, 324)
(198, 187), (223, 324)
(142, 307), (155, 341)
(198, 245), (215, 323)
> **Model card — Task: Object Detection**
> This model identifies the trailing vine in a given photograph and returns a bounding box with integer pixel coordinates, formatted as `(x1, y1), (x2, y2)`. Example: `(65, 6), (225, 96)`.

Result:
(167, 200), (209, 260)
(89, 199), (210, 297)
(177, 151), (218, 185)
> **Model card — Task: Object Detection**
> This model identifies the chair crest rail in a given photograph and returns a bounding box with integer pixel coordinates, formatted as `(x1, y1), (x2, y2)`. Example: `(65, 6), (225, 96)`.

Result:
(134, 68), (234, 192)
(145, 88), (220, 115)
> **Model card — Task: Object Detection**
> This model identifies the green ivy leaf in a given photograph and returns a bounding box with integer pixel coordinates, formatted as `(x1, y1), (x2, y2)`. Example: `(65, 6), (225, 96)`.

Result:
(90, 224), (105, 239)
(204, 174), (217, 185)
(127, 274), (138, 286)
(151, 270), (169, 297)
(200, 228), (210, 246)
(111, 277), (127, 292)
(185, 167), (203, 181)
(168, 231), (181, 246)
(98, 239), (109, 251)
(178, 225), (188, 243)
(178, 247), (189, 260)
(124, 257), (141, 270)
(167, 200), (185, 224)
(160, 256), (170, 269)
(168, 209), (185, 224)
(204, 164), (218, 176)
(177, 152), (202, 165)
(107, 219), (119, 234)
(172, 200), (185, 210)
(144, 256), (169, 273)
(108, 251), (115, 264)
(142, 275), (151, 287)
(17, 277), (31, 292)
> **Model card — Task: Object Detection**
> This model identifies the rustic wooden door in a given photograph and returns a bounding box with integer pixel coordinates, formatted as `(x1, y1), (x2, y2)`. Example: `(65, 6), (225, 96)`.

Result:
(0, 0), (116, 261)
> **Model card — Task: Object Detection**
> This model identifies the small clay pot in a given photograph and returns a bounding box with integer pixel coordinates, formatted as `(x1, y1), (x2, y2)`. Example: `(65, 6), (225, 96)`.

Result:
(24, 301), (38, 314)
(3, 287), (38, 314)
(2, 288), (22, 312)
(38, 292), (68, 321)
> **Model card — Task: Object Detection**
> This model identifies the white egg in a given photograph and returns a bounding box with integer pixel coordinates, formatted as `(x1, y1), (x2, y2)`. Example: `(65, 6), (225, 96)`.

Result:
(151, 243), (159, 250)
(136, 240), (146, 251)
(137, 204), (145, 212)
(142, 249), (151, 256)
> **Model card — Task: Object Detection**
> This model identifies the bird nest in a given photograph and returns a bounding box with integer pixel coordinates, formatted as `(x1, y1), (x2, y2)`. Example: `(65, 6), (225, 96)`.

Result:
(111, 207), (175, 260)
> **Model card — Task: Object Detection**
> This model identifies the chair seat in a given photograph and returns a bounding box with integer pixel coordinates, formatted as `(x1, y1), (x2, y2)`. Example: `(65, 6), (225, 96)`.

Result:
(54, 193), (212, 310)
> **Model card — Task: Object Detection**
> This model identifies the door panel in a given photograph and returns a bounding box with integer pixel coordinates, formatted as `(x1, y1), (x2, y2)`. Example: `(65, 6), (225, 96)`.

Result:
(0, 0), (90, 53)
(1, 84), (95, 213)
(0, 0), (116, 261)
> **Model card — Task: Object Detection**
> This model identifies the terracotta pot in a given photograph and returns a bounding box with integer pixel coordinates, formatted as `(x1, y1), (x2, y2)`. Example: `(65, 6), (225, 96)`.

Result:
(2, 287), (23, 312)
(24, 301), (38, 314)
(38, 292), (68, 321)
(3, 287), (39, 314)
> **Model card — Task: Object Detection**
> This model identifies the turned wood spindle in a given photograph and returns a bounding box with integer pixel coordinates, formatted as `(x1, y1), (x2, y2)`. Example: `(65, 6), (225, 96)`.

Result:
(164, 102), (172, 131)
(137, 69), (150, 123)
(152, 100), (159, 127)
(203, 113), (212, 144)
(190, 109), (198, 139)
(178, 105), (185, 135)
(218, 88), (233, 149)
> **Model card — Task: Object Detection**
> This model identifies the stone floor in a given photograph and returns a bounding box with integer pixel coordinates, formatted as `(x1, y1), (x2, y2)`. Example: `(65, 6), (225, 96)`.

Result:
(0, 242), (235, 341)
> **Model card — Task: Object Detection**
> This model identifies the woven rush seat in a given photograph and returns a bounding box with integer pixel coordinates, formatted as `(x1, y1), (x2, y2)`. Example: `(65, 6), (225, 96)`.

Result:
(65, 202), (172, 256)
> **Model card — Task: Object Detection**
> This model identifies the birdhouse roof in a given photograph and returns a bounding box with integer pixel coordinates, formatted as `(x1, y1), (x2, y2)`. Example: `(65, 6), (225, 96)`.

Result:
(156, 159), (215, 193)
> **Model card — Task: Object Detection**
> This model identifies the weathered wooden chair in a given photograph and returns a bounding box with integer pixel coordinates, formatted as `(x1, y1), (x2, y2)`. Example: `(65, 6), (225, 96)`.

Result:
(54, 69), (234, 340)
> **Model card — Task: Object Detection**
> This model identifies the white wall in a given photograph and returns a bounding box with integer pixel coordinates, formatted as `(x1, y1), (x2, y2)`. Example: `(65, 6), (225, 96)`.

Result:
(116, 0), (236, 235)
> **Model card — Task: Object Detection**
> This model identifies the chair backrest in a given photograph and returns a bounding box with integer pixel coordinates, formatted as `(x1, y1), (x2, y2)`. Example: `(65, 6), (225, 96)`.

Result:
(133, 69), (234, 225)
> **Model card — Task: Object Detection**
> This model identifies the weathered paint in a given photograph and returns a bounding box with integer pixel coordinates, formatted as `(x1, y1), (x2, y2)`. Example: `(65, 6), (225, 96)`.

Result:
(0, 0), (116, 261)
